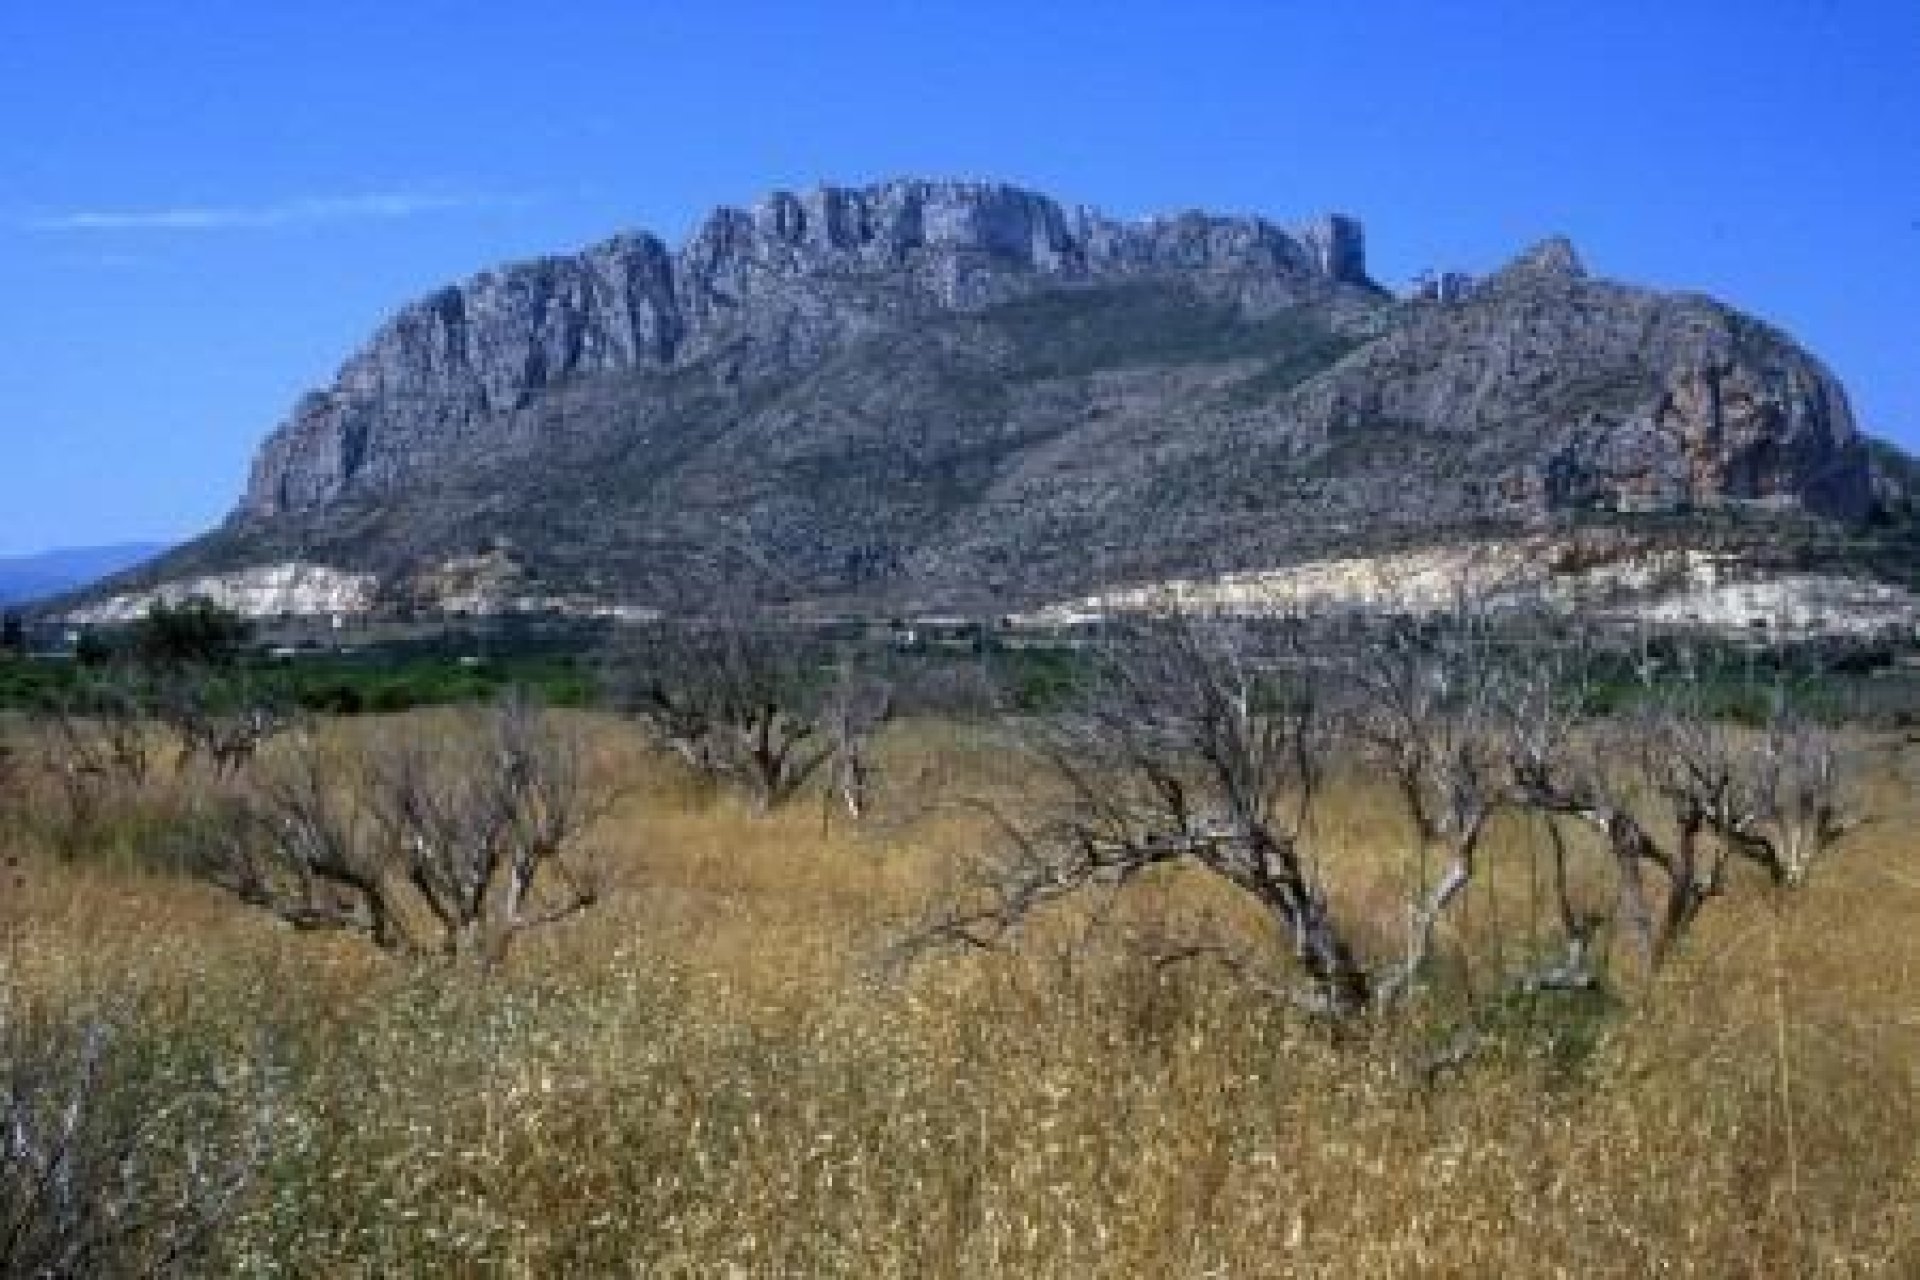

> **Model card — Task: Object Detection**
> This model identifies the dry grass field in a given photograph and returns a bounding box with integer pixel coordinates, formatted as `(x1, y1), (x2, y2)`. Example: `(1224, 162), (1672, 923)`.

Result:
(2, 712), (1916, 1276)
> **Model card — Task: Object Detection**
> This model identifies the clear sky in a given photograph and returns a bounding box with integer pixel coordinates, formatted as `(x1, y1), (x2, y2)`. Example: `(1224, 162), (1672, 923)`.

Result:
(1, 0), (1914, 556)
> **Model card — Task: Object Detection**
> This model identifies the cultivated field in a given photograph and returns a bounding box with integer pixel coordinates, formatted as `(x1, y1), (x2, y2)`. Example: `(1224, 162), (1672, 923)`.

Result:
(1, 704), (1916, 1277)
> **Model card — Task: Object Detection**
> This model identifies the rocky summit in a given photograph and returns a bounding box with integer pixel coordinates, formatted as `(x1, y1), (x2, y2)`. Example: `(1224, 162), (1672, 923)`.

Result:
(123, 177), (1872, 617)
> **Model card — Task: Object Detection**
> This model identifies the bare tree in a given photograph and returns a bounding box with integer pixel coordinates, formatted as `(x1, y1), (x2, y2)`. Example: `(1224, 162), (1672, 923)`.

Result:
(182, 736), (402, 947)
(821, 660), (893, 822)
(612, 620), (881, 815)
(909, 597), (1868, 1019)
(1334, 606), (1510, 1003)
(1503, 650), (1860, 967)
(365, 692), (602, 964)
(36, 676), (154, 791)
(1711, 701), (1859, 888)
(0, 724), (18, 814)
(914, 611), (1374, 1016)
(1502, 648), (1703, 966)
(0, 724), (21, 918)
(180, 692), (606, 966)
(0, 1006), (268, 1278)
(155, 672), (292, 778)
(29, 675), (156, 857)
(1517, 810), (1610, 994)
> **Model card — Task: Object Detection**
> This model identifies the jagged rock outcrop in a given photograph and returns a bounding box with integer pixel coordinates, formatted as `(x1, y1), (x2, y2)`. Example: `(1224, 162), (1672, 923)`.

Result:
(245, 180), (1374, 516)
(119, 178), (1873, 616)
(1287, 238), (1867, 520)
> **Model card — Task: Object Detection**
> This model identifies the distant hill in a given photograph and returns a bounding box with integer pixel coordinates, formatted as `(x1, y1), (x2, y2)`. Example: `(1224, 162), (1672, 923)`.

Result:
(91, 177), (1876, 617)
(0, 542), (168, 607)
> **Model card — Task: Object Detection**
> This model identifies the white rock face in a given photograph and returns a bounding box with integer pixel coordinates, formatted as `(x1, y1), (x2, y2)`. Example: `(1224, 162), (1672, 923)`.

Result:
(1024, 540), (1920, 639)
(63, 563), (378, 624)
(1023, 542), (1557, 623)
(1624, 575), (1920, 635)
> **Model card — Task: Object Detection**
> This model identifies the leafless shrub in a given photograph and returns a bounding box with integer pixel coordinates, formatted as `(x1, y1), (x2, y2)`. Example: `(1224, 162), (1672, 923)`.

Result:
(610, 620), (888, 816)
(28, 675), (157, 857)
(1332, 605), (1512, 1003)
(913, 610), (1373, 1016)
(1503, 647), (1860, 966)
(910, 600), (1867, 1020)
(154, 672), (293, 778)
(180, 693), (606, 966)
(0, 1005), (269, 1278)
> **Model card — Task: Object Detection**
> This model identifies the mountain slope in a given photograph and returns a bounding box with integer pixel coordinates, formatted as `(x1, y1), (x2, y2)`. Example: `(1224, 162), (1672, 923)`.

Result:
(115, 178), (1869, 616)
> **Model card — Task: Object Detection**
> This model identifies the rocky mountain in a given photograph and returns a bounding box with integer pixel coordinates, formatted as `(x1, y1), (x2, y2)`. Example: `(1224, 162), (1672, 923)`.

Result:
(114, 178), (1873, 617)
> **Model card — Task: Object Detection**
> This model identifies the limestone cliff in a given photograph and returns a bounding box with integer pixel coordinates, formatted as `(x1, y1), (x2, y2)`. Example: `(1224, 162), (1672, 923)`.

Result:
(129, 177), (1872, 614)
(243, 180), (1373, 517)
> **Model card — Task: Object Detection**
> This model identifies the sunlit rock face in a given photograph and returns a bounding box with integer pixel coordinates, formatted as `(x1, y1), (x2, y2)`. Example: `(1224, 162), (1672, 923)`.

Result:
(1288, 238), (1867, 524)
(239, 179), (1375, 518)
(1026, 538), (1920, 640)
(63, 563), (378, 623)
(102, 178), (1871, 617)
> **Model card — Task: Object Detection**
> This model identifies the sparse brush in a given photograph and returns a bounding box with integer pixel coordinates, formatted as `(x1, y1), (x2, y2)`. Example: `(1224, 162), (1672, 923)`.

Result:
(0, 699), (1910, 1276)
(170, 690), (610, 967)
(0, 999), (274, 1279)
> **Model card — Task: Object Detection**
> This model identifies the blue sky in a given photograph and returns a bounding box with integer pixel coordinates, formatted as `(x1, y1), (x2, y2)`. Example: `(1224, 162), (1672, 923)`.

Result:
(1, 0), (1915, 555)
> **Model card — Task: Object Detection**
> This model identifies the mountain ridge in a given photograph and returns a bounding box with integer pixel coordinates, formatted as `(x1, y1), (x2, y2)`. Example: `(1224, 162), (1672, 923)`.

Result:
(98, 177), (1877, 617)
(0, 542), (169, 607)
(241, 178), (1376, 520)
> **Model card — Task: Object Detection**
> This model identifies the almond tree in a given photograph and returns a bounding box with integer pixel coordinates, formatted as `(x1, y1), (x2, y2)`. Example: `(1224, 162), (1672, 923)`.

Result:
(821, 659), (893, 821)
(613, 619), (888, 816)
(1503, 651), (1860, 966)
(180, 692), (605, 967)
(154, 671), (293, 778)
(29, 674), (156, 858)
(914, 611), (1373, 1016)
(365, 692), (602, 964)
(1334, 606), (1510, 1003)
(910, 606), (1865, 1019)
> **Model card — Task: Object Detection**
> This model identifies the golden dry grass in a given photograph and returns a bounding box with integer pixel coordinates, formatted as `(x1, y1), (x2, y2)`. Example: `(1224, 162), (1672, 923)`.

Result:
(1, 713), (1916, 1276)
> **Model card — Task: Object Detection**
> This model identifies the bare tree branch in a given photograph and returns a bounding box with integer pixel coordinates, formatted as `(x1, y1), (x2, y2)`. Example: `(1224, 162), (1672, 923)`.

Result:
(908, 609), (1373, 1016)
(610, 619), (889, 817)
(178, 692), (607, 966)
(0, 1004), (270, 1277)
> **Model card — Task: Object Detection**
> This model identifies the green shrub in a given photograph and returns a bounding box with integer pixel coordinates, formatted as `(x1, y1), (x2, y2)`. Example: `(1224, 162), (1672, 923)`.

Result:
(130, 599), (252, 671)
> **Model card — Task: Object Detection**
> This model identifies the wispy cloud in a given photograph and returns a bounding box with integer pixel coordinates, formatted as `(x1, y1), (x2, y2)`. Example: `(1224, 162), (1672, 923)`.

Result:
(24, 190), (525, 232)
(51, 251), (148, 270)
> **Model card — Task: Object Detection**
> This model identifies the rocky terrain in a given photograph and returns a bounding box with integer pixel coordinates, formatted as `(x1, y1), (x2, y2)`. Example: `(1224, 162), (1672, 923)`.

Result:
(89, 177), (1889, 619)
(1024, 535), (1920, 640)
(62, 563), (376, 625)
